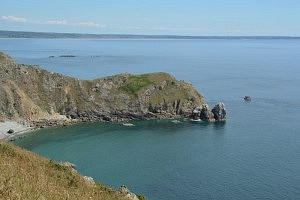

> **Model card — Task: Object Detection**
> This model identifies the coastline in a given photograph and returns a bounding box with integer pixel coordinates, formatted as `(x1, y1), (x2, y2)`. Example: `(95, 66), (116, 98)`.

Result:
(0, 51), (226, 142)
(0, 37), (216, 41)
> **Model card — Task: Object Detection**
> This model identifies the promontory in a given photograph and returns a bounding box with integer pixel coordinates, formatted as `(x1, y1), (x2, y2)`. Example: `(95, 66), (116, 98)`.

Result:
(0, 51), (226, 128)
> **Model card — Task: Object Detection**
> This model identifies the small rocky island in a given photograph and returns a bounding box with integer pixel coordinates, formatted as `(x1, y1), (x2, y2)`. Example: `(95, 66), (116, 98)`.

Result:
(0, 51), (226, 128)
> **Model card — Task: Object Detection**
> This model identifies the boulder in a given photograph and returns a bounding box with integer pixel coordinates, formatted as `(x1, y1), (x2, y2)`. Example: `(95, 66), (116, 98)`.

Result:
(118, 185), (140, 200)
(7, 129), (14, 134)
(83, 176), (95, 185)
(67, 111), (78, 119)
(212, 102), (226, 121)
(61, 161), (76, 170)
(102, 116), (112, 122)
(200, 104), (215, 122)
(190, 106), (202, 120)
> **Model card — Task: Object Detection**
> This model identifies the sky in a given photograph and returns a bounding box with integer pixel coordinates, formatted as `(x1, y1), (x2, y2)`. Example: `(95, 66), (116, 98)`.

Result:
(0, 0), (300, 36)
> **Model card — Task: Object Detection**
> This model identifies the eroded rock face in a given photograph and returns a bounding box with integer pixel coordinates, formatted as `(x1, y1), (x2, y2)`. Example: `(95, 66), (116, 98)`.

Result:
(190, 103), (226, 122)
(200, 104), (215, 122)
(190, 106), (202, 120)
(0, 51), (226, 124)
(212, 102), (226, 121)
(118, 185), (140, 200)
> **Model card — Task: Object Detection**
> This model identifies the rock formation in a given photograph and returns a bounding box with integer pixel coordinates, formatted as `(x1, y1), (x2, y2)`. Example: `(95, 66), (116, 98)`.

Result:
(212, 102), (226, 121)
(0, 52), (226, 126)
(118, 185), (141, 200)
(244, 96), (251, 101)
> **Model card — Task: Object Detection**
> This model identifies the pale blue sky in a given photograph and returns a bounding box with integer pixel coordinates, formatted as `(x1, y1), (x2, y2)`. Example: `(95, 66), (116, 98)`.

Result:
(1, 0), (299, 36)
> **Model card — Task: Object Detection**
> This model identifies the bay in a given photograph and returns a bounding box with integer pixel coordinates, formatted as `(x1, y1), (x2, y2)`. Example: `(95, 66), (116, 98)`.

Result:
(1, 38), (300, 199)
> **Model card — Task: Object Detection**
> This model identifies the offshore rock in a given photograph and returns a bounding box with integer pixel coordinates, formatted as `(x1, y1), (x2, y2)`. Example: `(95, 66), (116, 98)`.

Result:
(212, 102), (226, 121)
(244, 96), (251, 101)
(200, 104), (215, 122)
(190, 106), (202, 120)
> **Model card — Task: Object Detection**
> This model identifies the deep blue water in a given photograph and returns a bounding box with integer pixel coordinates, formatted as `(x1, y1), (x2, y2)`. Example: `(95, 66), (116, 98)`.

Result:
(1, 39), (300, 200)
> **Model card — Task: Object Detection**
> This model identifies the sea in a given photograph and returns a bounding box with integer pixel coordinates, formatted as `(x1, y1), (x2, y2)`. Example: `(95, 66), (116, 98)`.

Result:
(1, 38), (300, 200)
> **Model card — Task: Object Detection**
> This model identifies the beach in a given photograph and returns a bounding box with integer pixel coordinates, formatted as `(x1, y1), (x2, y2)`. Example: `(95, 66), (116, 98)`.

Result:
(0, 121), (33, 140)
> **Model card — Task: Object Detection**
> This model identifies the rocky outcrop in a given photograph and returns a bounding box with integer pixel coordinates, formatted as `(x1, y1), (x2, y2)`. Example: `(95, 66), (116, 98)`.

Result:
(244, 96), (251, 101)
(0, 52), (226, 125)
(212, 102), (226, 121)
(118, 185), (142, 200)
(189, 102), (226, 122)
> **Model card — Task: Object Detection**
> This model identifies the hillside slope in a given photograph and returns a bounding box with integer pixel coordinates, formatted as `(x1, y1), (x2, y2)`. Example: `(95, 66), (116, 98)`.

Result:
(0, 140), (144, 200)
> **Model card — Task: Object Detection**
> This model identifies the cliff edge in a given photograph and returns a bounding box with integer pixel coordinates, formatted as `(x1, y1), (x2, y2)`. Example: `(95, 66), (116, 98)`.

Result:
(0, 139), (145, 200)
(0, 52), (226, 126)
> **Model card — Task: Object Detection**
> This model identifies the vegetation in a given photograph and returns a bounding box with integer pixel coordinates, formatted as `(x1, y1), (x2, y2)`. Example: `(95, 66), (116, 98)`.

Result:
(0, 51), (205, 123)
(120, 75), (152, 95)
(0, 140), (130, 200)
(148, 84), (189, 105)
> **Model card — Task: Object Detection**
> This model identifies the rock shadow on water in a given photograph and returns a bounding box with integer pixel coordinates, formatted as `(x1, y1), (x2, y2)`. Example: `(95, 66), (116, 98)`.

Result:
(212, 121), (226, 132)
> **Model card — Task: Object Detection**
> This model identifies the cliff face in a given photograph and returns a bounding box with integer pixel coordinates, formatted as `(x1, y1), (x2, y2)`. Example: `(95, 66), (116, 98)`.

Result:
(0, 52), (225, 124)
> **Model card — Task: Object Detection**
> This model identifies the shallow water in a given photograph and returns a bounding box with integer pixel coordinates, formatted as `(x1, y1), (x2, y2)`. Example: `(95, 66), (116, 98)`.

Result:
(2, 38), (300, 199)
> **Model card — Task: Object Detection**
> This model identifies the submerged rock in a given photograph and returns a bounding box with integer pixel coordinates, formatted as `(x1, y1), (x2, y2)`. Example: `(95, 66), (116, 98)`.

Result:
(122, 123), (135, 126)
(59, 55), (76, 58)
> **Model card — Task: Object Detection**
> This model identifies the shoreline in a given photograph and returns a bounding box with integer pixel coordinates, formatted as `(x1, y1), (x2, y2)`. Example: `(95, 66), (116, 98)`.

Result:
(0, 121), (35, 141)
(0, 117), (214, 142)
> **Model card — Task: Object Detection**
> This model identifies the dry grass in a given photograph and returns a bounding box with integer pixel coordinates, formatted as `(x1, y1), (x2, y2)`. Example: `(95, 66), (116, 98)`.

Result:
(0, 140), (131, 200)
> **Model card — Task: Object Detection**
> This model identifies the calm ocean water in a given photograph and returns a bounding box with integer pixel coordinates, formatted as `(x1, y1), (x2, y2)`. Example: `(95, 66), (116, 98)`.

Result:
(1, 38), (300, 200)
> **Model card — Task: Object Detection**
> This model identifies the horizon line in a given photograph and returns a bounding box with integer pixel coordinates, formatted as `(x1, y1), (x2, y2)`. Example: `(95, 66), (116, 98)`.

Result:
(0, 30), (299, 39)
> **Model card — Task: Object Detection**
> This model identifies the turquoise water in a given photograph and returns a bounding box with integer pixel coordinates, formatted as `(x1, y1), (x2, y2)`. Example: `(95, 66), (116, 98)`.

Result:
(1, 39), (300, 199)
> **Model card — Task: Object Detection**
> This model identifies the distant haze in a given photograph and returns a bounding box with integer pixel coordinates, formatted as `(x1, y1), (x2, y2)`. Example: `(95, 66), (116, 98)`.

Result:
(0, 0), (299, 36)
(1, 30), (300, 40)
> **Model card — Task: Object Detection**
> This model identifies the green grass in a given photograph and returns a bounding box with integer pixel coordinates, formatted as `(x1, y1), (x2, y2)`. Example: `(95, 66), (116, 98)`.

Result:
(120, 75), (152, 95)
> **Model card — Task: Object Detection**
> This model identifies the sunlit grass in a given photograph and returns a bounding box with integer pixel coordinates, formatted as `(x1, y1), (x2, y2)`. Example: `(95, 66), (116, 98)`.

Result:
(0, 140), (134, 200)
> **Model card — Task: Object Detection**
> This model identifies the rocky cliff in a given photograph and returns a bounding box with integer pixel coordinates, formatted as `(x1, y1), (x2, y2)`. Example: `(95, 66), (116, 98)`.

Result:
(0, 52), (226, 126)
